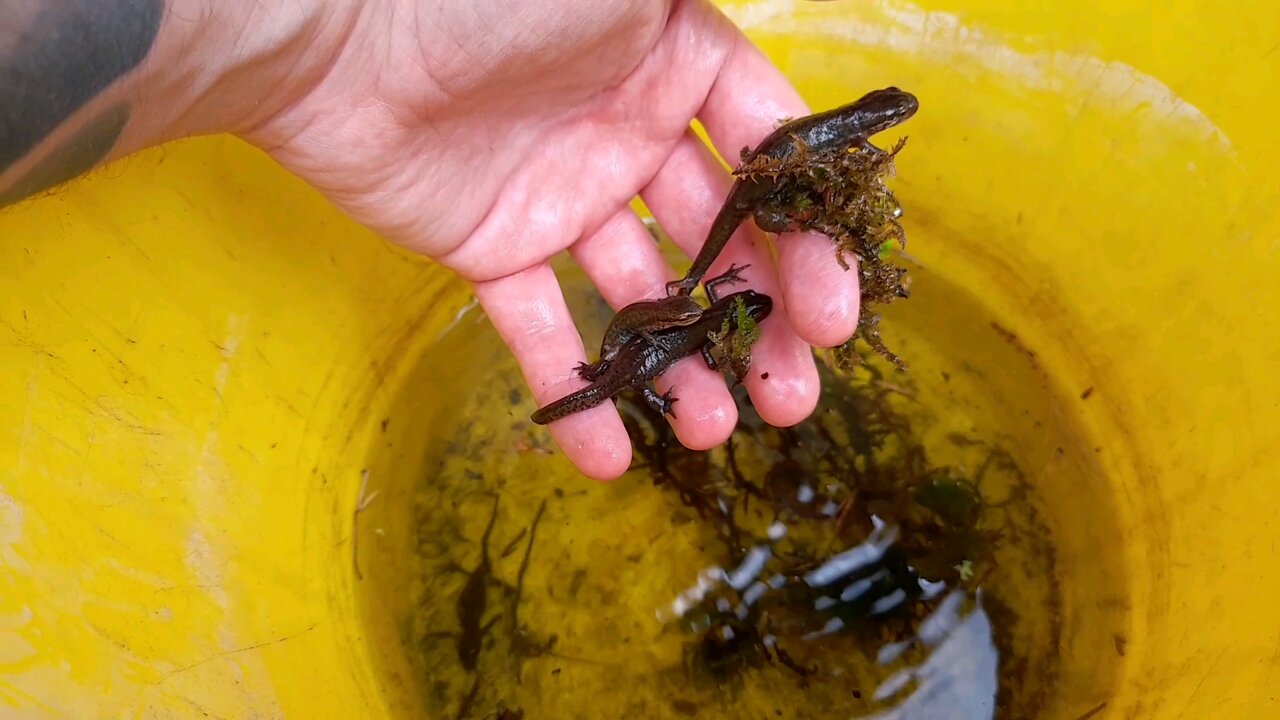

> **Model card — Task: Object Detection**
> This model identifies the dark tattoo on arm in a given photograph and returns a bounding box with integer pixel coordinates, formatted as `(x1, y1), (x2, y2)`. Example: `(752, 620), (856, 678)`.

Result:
(0, 102), (129, 207)
(0, 0), (164, 198)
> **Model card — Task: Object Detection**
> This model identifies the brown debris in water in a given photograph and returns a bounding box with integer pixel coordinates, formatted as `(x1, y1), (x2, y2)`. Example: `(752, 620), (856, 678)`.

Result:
(618, 355), (1045, 713)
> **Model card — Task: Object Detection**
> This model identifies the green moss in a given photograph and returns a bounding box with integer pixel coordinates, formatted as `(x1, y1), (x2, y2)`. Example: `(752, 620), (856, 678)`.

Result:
(708, 295), (763, 381)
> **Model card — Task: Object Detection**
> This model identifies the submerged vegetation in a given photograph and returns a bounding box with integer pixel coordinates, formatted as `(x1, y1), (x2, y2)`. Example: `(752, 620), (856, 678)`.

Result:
(619, 354), (1057, 717)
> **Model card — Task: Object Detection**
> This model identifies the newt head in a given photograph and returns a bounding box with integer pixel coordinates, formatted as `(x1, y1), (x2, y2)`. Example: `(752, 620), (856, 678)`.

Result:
(735, 290), (773, 324)
(854, 86), (920, 127)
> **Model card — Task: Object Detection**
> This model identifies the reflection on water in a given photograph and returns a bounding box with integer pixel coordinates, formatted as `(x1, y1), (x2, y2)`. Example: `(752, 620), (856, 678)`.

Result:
(615, 345), (1053, 719)
(666, 518), (998, 719)
(864, 591), (997, 719)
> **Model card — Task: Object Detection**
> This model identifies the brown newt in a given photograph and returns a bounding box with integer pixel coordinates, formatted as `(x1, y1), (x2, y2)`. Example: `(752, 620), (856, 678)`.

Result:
(455, 494), (501, 671)
(532, 279), (772, 425)
(578, 265), (750, 379)
(665, 86), (919, 296)
(579, 295), (701, 380)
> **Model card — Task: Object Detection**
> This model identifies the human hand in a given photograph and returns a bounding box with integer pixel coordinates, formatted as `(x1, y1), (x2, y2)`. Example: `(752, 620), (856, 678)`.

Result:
(235, 0), (864, 479)
(0, 0), (864, 480)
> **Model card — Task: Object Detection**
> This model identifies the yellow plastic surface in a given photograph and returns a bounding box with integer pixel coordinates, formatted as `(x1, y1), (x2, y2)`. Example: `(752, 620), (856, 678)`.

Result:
(2, 0), (1278, 717)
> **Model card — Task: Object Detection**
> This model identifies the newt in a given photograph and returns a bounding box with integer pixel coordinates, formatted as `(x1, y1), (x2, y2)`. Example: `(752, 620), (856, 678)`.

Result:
(578, 265), (750, 379)
(665, 86), (919, 296)
(454, 494), (501, 671)
(531, 276), (772, 425)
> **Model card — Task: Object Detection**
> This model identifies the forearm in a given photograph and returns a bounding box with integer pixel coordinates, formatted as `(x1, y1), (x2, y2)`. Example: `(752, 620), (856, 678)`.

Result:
(0, 0), (349, 208)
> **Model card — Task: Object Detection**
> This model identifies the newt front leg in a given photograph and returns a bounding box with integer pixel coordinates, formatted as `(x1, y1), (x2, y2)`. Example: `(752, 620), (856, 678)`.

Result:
(665, 180), (773, 297)
(636, 383), (678, 419)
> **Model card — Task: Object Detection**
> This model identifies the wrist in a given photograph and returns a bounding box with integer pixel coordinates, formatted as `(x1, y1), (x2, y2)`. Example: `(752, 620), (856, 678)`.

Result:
(132, 0), (358, 148)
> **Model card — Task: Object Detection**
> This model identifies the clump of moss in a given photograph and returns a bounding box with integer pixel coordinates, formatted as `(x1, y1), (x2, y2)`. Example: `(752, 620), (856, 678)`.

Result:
(708, 294), (763, 381)
(736, 137), (912, 370)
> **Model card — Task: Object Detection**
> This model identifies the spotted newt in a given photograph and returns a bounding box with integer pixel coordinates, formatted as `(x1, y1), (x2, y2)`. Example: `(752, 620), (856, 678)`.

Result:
(578, 265), (750, 379)
(532, 277), (772, 425)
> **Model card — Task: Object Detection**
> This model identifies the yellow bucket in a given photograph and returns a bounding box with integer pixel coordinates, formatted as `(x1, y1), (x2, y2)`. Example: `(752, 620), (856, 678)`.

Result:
(3, 0), (1277, 717)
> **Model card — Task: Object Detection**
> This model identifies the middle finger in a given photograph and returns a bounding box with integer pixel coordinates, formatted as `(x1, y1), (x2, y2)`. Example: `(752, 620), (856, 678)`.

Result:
(640, 130), (820, 429)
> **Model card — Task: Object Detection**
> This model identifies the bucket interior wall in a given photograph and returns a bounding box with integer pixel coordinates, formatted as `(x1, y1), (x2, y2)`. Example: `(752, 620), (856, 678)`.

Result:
(2, 0), (1278, 717)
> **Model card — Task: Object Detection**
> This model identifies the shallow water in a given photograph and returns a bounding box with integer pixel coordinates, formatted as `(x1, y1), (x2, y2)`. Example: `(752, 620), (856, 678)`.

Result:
(356, 255), (1127, 719)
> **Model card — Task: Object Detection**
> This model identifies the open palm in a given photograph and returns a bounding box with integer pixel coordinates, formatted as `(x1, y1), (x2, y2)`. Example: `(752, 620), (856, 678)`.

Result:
(247, 0), (863, 479)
